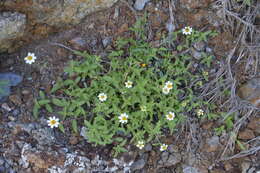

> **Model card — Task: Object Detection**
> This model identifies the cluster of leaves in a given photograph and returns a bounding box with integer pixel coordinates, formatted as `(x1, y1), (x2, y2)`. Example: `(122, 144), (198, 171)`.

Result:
(34, 17), (218, 155)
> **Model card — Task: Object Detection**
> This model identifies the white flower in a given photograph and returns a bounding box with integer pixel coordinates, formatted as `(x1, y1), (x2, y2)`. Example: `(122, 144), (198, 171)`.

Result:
(182, 26), (193, 35)
(165, 81), (173, 90)
(98, 93), (107, 102)
(197, 109), (204, 116)
(160, 144), (168, 151)
(119, 113), (128, 124)
(162, 86), (170, 95)
(47, 116), (60, 128)
(166, 112), (175, 121)
(136, 141), (145, 149)
(125, 81), (133, 88)
(24, 52), (37, 64)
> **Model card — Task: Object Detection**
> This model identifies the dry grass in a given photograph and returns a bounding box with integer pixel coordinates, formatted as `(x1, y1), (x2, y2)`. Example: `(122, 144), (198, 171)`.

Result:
(201, 0), (260, 161)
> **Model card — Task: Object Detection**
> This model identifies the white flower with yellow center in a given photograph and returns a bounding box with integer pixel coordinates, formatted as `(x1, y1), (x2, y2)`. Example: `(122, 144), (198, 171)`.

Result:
(98, 93), (107, 102)
(165, 81), (173, 90)
(162, 86), (170, 95)
(24, 52), (37, 64)
(160, 144), (168, 151)
(136, 141), (145, 149)
(47, 116), (60, 128)
(125, 81), (133, 88)
(119, 113), (128, 124)
(166, 112), (175, 121)
(197, 109), (204, 116)
(182, 26), (193, 35)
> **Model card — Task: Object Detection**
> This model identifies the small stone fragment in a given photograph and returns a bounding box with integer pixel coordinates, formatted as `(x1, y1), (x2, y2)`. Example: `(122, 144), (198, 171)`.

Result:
(247, 117), (260, 134)
(204, 136), (220, 152)
(1, 103), (12, 112)
(238, 129), (255, 140)
(9, 95), (22, 105)
(134, 0), (150, 11)
(193, 41), (206, 51)
(237, 78), (260, 108)
(69, 37), (87, 50)
(131, 159), (145, 171)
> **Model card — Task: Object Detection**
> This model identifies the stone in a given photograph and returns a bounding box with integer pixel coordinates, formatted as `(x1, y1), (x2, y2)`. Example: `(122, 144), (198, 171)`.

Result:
(102, 37), (112, 48)
(131, 159), (145, 171)
(204, 136), (220, 152)
(238, 129), (255, 140)
(164, 153), (182, 167)
(1, 103), (12, 112)
(193, 41), (206, 51)
(9, 95), (22, 105)
(80, 127), (88, 140)
(241, 161), (251, 173)
(0, 12), (26, 52)
(183, 166), (200, 173)
(247, 117), (260, 134)
(191, 48), (202, 60)
(69, 37), (88, 50)
(237, 78), (260, 107)
(144, 143), (152, 152)
(134, 0), (150, 11)
(1, 0), (118, 53)
(180, 0), (212, 10)
(0, 73), (23, 86)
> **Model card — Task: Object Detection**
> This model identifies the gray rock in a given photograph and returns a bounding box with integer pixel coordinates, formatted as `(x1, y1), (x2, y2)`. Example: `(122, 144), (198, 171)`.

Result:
(131, 159), (146, 171)
(144, 143), (152, 152)
(164, 153), (182, 167)
(80, 127), (88, 140)
(134, 0), (150, 11)
(183, 166), (200, 173)
(0, 157), (4, 166)
(102, 37), (112, 48)
(191, 48), (202, 60)
(160, 152), (169, 163)
(204, 136), (220, 152)
(0, 12), (26, 52)
(0, 73), (23, 86)
(193, 41), (206, 51)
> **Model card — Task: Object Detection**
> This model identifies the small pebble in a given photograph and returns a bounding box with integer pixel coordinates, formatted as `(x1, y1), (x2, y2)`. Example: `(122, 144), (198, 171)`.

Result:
(134, 0), (150, 11)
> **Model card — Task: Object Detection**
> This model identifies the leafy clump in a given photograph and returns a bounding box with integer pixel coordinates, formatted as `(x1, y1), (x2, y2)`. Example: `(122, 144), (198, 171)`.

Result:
(34, 18), (218, 155)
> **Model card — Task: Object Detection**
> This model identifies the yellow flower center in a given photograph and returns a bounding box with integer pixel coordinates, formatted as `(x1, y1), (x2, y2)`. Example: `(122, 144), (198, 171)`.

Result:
(50, 120), (57, 125)
(167, 84), (173, 89)
(27, 56), (33, 60)
(140, 63), (147, 67)
(122, 116), (127, 121)
(168, 114), (173, 119)
(185, 28), (190, 32)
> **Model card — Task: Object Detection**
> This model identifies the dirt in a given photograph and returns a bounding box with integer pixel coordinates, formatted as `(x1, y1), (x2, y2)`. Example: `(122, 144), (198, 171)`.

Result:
(0, 0), (259, 173)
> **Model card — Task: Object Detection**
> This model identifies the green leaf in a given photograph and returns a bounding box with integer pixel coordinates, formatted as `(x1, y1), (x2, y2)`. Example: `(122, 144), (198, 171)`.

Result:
(38, 99), (50, 105)
(45, 104), (53, 113)
(39, 91), (45, 99)
(59, 124), (65, 133)
(52, 98), (66, 107)
(72, 119), (78, 134)
(33, 100), (40, 118)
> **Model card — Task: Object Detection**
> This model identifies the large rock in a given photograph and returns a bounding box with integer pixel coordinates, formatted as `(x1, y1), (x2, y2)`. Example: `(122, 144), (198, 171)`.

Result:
(237, 78), (260, 108)
(0, 12), (26, 52)
(0, 0), (118, 53)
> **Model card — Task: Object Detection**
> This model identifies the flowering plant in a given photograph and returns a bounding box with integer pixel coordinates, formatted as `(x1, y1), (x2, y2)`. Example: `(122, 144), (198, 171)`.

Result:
(33, 18), (217, 155)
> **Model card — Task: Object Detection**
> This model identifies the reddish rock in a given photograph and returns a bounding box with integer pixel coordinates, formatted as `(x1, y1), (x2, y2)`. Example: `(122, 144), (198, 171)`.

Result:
(117, 23), (129, 34)
(204, 136), (220, 152)
(180, 0), (213, 10)
(202, 121), (213, 130)
(247, 117), (260, 134)
(9, 95), (22, 105)
(68, 37), (88, 50)
(23, 150), (65, 169)
(238, 129), (255, 140)
(237, 78), (260, 108)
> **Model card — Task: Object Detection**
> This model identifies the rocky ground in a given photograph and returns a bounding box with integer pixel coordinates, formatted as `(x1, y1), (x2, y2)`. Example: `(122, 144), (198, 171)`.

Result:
(0, 0), (259, 173)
